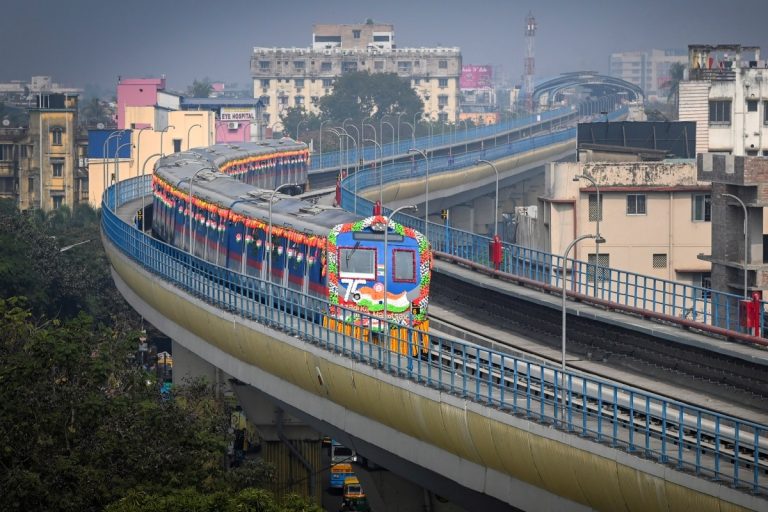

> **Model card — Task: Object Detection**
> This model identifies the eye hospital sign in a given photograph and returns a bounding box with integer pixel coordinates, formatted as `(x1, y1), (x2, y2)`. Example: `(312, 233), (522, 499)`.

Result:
(220, 108), (256, 122)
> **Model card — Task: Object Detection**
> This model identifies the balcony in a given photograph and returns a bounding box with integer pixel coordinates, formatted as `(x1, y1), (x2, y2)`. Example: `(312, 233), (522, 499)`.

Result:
(689, 68), (736, 82)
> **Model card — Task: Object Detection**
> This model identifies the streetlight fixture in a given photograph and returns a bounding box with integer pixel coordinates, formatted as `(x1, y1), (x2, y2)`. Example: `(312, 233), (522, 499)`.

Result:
(560, 233), (604, 422)
(408, 148), (430, 236)
(187, 123), (202, 150)
(573, 173), (602, 295)
(476, 160), (500, 237)
(268, 182), (299, 289)
(159, 125), (175, 157)
(140, 152), (163, 230)
(365, 138), (383, 205)
(296, 119), (306, 141)
(722, 193), (749, 298)
(383, 204), (418, 334)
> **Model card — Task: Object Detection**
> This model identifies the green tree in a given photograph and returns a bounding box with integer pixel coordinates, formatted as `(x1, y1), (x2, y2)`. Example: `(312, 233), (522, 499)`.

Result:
(279, 106), (321, 141)
(663, 62), (686, 117)
(80, 96), (114, 129)
(188, 78), (213, 98)
(0, 299), (316, 511)
(0, 200), (135, 325)
(317, 71), (423, 125)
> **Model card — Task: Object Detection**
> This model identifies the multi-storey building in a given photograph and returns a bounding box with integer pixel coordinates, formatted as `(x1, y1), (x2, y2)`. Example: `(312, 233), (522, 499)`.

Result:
(0, 75), (82, 107)
(609, 49), (686, 100)
(0, 93), (85, 211)
(697, 154), (768, 300)
(88, 77), (216, 208)
(678, 44), (768, 156)
(535, 159), (711, 289)
(250, 22), (462, 126)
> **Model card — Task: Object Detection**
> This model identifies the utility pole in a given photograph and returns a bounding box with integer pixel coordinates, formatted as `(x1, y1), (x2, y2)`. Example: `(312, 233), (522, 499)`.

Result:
(523, 12), (537, 114)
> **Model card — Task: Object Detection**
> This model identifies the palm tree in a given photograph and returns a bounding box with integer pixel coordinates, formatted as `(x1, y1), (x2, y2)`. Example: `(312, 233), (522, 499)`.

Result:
(664, 62), (686, 116)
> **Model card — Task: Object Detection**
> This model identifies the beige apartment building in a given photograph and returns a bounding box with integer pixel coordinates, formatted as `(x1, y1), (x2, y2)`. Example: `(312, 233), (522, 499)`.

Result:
(540, 160), (712, 288)
(250, 22), (462, 127)
(0, 93), (87, 211)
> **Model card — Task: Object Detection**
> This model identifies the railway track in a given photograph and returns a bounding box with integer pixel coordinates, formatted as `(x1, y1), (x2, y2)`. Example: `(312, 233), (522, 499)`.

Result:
(431, 272), (768, 416)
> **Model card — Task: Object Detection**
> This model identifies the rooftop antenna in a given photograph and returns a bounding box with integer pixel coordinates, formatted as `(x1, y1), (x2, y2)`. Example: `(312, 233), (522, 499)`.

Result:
(523, 11), (537, 113)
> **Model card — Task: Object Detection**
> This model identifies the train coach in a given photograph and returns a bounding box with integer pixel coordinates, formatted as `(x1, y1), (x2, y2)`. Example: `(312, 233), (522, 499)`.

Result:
(149, 139), (431, 355)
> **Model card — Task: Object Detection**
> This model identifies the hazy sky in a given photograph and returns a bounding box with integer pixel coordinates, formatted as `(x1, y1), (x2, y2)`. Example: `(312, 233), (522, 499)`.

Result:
(2, 0), (767, 95)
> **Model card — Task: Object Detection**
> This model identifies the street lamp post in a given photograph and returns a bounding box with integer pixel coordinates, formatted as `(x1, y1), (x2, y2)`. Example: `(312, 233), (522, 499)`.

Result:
(268, 182), (299, 290)
(383, 205), (418, 334)
(476, 160), (500, 237)
(573, 174), (602, 295)
(381, 120), (395, 164)
(296, 119), (306, 141)
(185, 166), (217, 255)
(343, 122), (360, 165)
(113, 141), (133, 211)
(396, 112), (407, 151)
(722, 193), (749, 298)
(269, 121), (283, 137)
(403, 121), (416, 147)
(319, 120), (332, 165)
(102, 131), (121, 200)
(326, 127), (344, 170)
(140, 152), (163, 230)
(560, 233), (601, 422)
(337, 128), (358, 213)
(365, 138), (383, 205)
(187, 123), (202, 150)
(408, 148), (430, 236)
(159, 125), (175, 157)
(135, 126), (152, 189)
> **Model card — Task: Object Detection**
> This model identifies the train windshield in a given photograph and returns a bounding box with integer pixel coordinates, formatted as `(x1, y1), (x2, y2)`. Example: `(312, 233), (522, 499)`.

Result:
(393, 249), (416, 282)
(339, 246), (376, 279)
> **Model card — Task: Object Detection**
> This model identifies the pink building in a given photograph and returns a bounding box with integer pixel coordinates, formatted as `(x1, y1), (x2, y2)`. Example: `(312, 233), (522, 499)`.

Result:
(116, 77), (167, 129)
(116, 76), (264, 141)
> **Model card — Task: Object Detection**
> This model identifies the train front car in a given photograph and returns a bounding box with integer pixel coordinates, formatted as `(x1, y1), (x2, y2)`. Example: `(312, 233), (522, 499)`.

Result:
(325, 215), (431, 356)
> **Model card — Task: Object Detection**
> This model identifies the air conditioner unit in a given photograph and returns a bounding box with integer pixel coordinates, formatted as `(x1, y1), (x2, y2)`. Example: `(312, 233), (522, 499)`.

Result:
(228, 122), (239, 130)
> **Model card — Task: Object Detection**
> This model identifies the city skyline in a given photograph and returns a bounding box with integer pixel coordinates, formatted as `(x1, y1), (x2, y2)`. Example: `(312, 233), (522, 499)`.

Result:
(2, 0), (768, 94)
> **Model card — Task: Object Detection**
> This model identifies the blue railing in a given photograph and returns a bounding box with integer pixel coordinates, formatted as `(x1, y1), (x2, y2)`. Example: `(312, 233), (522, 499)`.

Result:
(104, 176), (766, 496)
(336, 110), (764, 338)
(311, 106), (577, 170)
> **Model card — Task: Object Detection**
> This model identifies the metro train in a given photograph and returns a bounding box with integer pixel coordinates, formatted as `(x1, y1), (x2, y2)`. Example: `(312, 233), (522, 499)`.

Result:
(150, 139), (431, 354)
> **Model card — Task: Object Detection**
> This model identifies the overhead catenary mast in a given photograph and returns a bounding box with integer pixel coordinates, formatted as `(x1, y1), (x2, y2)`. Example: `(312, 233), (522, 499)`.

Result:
(523, 11), (537, 113)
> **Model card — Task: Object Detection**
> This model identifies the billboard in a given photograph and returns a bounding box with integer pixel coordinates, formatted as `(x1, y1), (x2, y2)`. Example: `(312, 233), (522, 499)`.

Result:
(460, 65), (493, 89)
(220, 108), (255, 122)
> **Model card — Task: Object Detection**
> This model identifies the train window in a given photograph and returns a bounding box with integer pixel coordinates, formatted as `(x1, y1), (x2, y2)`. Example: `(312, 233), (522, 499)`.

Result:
(393, 249), (416, 282)
(339, 246), (376, 279)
